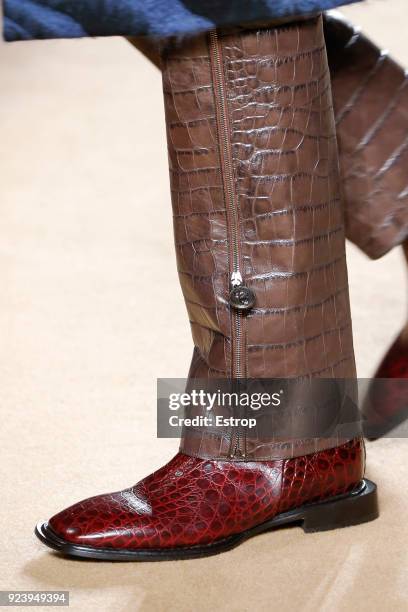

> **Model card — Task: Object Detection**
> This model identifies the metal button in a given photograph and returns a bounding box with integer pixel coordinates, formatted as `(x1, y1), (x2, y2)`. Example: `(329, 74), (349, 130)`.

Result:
(229, 286), (255, 311)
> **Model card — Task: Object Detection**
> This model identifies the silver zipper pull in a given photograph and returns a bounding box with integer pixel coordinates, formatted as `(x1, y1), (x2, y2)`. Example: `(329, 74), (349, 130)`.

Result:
(229, 271), (255, 311)
(230, 271), (243, 287)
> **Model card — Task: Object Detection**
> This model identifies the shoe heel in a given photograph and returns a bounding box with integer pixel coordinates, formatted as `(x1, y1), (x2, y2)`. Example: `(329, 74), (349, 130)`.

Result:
(302, 479), (379, 533)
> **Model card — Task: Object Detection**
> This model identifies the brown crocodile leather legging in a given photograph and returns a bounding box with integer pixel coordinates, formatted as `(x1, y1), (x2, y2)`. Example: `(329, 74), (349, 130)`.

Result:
(159, 15), (358, 460)
(130, 13), (408, 261)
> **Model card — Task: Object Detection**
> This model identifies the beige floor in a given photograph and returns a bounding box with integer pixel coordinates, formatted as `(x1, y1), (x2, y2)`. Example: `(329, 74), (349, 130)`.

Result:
(0, 1), (407, 611)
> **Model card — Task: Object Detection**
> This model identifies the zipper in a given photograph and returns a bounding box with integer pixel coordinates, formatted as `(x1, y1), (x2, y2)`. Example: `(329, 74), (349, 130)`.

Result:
(209, 30), (255, 458)
(209, 30), (241, 293)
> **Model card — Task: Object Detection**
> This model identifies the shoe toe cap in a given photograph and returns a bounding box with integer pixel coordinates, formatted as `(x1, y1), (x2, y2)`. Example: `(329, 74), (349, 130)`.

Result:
(48, 490), (151, 548)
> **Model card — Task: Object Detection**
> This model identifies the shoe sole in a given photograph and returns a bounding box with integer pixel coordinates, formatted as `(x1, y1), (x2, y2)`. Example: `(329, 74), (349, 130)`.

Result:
(35, 479), (379, 562)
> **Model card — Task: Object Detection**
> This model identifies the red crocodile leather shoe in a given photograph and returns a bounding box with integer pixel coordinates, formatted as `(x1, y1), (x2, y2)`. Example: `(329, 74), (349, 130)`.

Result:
(362, 333), (408, 439)
(35, 438), (378, 561)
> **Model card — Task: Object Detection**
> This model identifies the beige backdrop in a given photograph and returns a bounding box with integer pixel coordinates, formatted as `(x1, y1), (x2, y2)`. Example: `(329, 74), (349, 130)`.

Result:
(0, 1), (407, 611)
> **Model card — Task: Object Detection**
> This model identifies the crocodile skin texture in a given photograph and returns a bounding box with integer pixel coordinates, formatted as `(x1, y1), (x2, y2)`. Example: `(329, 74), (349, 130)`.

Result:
(43, 21), (367, 552)
(324, 14), (408, 260)
(48, 438), (364, 550)
(131, 13), (408, 261)
(362, 333), (408, 438)
(162, 16), (357, 459)
(163, 15), (355, 380)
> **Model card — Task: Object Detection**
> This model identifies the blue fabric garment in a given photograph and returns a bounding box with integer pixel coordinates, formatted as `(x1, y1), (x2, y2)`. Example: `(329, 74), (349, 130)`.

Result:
(3, 0), (362, 41)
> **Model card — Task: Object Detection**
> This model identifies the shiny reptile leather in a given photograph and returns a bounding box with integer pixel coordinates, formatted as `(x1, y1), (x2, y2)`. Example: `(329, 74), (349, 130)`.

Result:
(162, 15), (357, 459)
(131, 14), (408, 261)
(324, 14), (408, 260)
(48, 438), (364, 549)
(164, 15), (355, 380)
(42, 19), (369, 555)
